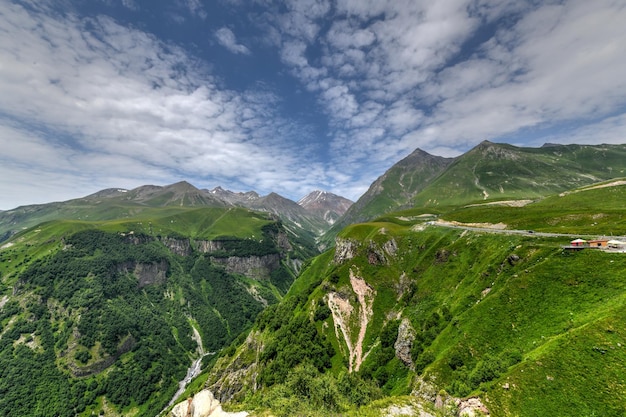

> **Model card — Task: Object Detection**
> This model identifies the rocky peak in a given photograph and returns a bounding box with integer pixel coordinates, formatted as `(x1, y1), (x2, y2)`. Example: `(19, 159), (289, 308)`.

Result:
(298, 190), (353, 225)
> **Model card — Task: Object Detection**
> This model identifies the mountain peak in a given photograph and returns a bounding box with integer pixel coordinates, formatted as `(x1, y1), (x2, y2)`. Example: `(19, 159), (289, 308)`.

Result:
(298, 190), (353, 226)
(166, 181), (198, 191)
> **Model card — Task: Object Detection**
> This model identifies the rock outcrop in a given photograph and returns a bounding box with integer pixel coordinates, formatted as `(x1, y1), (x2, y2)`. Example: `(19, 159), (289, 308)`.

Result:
(327, 268), (376, 372)
(395, 318), (415, 367)
(207, 331), (263, 403)
(457, 397), (490, 416)
(117, 260), (168, 287)
(209, 254), (280, 281)
(333, 238), (358, 264)
(160, 237), (192, 256)
(168, 389), (248, 417)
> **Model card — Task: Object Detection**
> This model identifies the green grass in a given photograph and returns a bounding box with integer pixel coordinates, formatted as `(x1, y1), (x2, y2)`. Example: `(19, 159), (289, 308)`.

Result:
(231, 215), (626, 415)
(442, 182), (626, 235)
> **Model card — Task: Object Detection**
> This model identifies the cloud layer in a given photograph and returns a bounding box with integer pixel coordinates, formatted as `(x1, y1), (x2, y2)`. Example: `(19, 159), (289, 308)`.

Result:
(1, 0), (626, 209)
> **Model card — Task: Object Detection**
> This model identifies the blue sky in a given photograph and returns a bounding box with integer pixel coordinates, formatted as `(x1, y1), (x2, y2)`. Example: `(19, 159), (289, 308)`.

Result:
(1, 0), (626, 210)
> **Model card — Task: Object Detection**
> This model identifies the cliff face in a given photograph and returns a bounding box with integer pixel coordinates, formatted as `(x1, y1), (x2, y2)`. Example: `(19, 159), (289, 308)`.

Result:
(116, 260), (169, 287)
(210, 254), (281, 281)
(156, 233), (292, 281)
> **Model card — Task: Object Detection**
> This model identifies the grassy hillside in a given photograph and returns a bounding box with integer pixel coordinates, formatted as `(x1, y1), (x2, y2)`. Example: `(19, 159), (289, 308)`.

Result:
(204, 184), (626, 416)
(438, 179), (626, 235)
(0, 207), (311, 417)
(322, 143), (626, 248)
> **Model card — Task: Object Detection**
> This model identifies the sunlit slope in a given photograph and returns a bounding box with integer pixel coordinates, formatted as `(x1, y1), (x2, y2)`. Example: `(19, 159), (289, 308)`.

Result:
(436, 178), (626, 235)
(413, 142), (626, 208)
(323, 143), (626, 247)
(207, 209), (626, 416)
(0, 205), (313, 417)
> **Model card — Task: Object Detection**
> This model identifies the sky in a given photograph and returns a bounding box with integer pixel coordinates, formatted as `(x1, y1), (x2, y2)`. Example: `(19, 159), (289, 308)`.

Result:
(1, 0), (626, 210)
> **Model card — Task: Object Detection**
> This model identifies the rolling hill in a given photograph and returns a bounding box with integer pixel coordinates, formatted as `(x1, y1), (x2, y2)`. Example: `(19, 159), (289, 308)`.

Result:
(197, 180), (626, 416)
(322, 142), (626, 246)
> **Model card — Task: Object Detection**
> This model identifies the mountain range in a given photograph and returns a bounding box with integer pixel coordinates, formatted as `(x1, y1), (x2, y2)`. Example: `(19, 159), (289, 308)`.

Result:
(1, 141), (626, 416)
(0, 181), (353, 244)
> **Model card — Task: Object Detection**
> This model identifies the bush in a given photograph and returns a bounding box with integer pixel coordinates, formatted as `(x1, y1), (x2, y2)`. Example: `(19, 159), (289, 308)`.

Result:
(74, 350), (92, 364)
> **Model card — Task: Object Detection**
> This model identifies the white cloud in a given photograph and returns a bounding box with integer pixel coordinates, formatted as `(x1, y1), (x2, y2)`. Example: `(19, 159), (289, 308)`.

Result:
(183, 0), (207, 19)
(264, 0), (626, 199)
(3, 0), (626, 208)
(215, 27), (251, 55)
(0, 2), (327, 209)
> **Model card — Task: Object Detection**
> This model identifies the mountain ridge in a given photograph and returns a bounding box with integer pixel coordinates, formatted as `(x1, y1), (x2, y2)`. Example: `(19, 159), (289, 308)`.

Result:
(322, 142), (626, 245)
(0, 183), (353, 244)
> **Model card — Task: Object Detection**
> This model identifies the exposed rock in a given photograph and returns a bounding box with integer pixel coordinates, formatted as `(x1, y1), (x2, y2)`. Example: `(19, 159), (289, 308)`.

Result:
(383, 403), (436, 417)
(394, 272), (412, 300)
(383, 238), (399, 257)
(161, 237), (192, 256)
(395, 318), (416, 367)
(367, 241), (388, 265)
(333, 238), (359, 264)
(208, 331), (263, 403)
(117, 260), (168, 287)
(411, 376), (439, 404)
(169, 390), (248, 417)
(327, 268), (376, 372)
(273, 230), (293, 252)
(457, 397), (490, 417)
(210, 254), (280, 281)
(507, 254), (520, 265)
(196, 240), (226, 253)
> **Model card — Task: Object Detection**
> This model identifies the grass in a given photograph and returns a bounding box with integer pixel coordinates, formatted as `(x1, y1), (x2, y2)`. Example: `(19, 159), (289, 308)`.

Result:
(442, 183), (626, 235)
(262, 216), (626, 415)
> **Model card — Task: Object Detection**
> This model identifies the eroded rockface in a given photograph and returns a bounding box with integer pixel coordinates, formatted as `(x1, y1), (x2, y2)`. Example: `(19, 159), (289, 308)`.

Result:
(209, 254), (281, 281)
(156, 236), (287, 281)
(116, 260), (168, 287)
(206, 331), (263, 403)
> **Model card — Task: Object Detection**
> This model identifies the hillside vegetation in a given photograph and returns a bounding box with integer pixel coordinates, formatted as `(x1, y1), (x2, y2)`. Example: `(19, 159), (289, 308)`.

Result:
(204, 184), (626, 416)
(323, 142), (626, 246)
(0, 207), (312, 417)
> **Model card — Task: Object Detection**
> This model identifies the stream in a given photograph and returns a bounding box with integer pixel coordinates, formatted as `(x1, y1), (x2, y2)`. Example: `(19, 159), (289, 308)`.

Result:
(160, 326), (214, 415)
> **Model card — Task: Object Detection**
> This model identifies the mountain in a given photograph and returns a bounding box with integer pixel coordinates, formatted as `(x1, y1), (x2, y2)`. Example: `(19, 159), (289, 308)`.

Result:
(322, 148), (454, 244)
(297, 190), (353, 226)
(0, 182), (352, 244)
(207, 186), (261, 205)
(200, 180), (626, 416)
(323, 142), (626, 245)
(411, 141), (626, 208)
(0, 202), (316, 417)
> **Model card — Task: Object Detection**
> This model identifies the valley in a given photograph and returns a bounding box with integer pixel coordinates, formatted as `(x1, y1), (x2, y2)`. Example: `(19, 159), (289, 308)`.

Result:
(1, 142), (626, 416)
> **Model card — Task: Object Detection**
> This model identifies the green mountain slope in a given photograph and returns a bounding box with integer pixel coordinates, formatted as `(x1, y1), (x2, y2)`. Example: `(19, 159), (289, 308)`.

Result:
(322, 149), (453, 245)
(202, 184), (626, 416)
(0, 207), (314, 417)
(413, 141), (626, 208)
(323, 142), (626, 247)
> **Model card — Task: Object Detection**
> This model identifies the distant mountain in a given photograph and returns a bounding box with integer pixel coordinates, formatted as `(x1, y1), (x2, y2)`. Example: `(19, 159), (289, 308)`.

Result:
(323, 141), (626, 244)
(297, 190), (353, 225)
(201, 180), (626, 416)
(207, 186), (261, 205)
(207, 187), (350, 237)
(0, 182), (352, 243)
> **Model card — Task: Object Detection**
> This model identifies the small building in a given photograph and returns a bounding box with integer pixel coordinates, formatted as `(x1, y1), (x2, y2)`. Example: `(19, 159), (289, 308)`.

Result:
(570, 238), (587, 247)
(588, 239), (609, 248)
